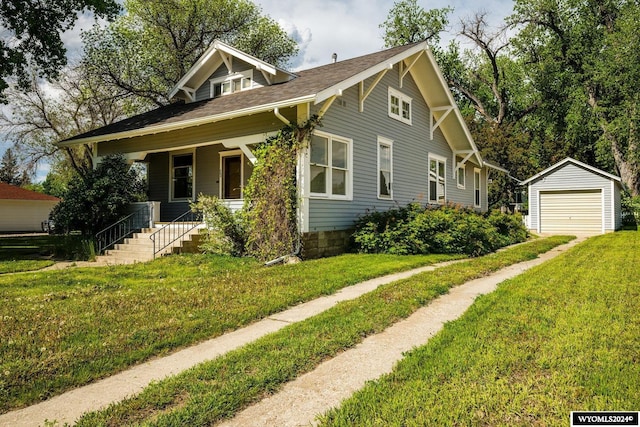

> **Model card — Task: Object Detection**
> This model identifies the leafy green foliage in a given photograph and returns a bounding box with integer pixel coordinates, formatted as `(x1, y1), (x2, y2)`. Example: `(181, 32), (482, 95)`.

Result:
(352, 203), (528, 256)
(510, 0), (640, 194)
(190, 195), (247, 256)
(82, 0), (298, 106)
(49, 154), (146, 236)
(243, 117), (321, 261)
(380, 0), (452, 47)
(0, 148), (29, 186)
(0, 0), (120, 101)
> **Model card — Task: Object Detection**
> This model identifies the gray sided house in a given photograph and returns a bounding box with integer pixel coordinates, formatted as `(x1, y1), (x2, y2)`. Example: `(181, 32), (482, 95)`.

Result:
(522, 157), (622, 235)
(62, 41), (496, 257)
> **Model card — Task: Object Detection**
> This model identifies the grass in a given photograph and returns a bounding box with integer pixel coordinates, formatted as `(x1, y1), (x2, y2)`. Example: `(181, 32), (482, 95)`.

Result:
(0, 235), (57, 273)
(319, 231), (640, 426)
(72, 236), (573, 426)
(0, 251), (460, 413)
(0, 259), (55, 274)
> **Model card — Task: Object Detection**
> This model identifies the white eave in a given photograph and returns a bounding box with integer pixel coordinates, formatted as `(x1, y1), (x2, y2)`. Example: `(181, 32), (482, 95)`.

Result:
(169, 40), (296, 101)
(520, 157), (622, 185)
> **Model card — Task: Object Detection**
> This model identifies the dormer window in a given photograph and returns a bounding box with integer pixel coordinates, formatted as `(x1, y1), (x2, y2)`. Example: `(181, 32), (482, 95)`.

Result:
(210, 70), (254, 98)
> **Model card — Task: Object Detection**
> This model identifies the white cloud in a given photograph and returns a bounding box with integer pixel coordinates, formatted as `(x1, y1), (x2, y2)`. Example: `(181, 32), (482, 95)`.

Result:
(256, 0), (514, 70)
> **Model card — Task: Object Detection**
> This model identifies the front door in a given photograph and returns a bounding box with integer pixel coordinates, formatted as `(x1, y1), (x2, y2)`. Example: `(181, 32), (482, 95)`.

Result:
(222, 155), (242, 199)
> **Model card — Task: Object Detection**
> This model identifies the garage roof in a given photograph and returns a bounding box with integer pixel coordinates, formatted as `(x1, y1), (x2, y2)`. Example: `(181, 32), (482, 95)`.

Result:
(0, 183), (60, 201)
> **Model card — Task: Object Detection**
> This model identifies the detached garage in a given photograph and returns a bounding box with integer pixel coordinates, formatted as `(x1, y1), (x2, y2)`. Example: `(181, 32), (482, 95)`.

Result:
(0, 183), (60, 233)
(522, 158), (622, 235)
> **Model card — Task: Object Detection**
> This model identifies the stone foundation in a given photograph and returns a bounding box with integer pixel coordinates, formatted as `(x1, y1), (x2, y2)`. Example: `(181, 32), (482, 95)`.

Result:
(302, 229), (353, 259)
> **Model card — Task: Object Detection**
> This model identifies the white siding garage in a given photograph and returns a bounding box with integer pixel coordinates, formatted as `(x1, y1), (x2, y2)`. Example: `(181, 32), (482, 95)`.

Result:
(522, 158), (622, 235)
(539, 190), (602, 234)
(0, 183), (60, 233)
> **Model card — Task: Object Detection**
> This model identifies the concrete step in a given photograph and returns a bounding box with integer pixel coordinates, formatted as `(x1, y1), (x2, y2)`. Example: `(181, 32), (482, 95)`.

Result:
(98, 222), (205, 264)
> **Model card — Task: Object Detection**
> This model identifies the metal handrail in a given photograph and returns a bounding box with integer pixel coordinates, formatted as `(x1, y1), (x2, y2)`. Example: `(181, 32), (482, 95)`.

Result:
(95, 205), (150, 254)
(149, 209), (203, 258)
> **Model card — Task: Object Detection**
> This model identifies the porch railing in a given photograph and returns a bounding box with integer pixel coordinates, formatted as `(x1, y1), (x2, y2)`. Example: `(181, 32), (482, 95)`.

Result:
(149, 209), (203, 258)
(95, 204), (150, 254)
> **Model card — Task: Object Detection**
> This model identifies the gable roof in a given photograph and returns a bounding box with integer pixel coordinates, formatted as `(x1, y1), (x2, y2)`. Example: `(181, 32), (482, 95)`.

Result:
(60, 41), (483, 165)
(169, 40), (297, 101)
(0, 182), (60, 201)
(521, 157), (622, 185)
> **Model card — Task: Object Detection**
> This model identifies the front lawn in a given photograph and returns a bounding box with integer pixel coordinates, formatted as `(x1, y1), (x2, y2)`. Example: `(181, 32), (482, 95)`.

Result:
(320, 231), (640, 426)
(74, 236), (572, 426)
(0, 259), (55, 274)
(0, 252), (459, 412)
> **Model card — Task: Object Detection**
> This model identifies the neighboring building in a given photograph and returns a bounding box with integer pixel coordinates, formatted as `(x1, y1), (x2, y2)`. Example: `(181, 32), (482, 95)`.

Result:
(521, 157), (622, 235)
(0, 183), (60, 233)
(61, 40), (497, 256)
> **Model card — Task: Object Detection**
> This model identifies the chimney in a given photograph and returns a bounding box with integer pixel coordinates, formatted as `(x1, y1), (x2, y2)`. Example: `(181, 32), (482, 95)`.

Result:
(331, 53), (337, 64)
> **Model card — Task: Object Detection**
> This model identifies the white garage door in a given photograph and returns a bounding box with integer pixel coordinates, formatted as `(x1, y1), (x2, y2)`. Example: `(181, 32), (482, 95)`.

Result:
(540, 190), (602, 234)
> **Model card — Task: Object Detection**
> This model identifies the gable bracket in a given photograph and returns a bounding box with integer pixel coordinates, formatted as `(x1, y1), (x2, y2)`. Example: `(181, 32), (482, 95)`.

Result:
(180, 86), (196, 102)
(318, 95), (337, 118)
(259, 68), (272, 85)
(221, 53), (233, 73)
(359, 69), (389, 112)
(430, 105), (455, 139)
(453, 150), (474, 178)
(399, 51), (425, 88)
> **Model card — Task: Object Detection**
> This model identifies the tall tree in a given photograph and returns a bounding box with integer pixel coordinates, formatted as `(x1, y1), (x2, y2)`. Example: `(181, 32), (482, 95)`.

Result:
(3, 0), (298, 178)
(511, 0), (640, 195)
(0, 66), (133, 179)
(0, 0), (120, 101)
(380, 0), (452, 48)
(82, 0), (298, 107)
(0, 147), (29, 185)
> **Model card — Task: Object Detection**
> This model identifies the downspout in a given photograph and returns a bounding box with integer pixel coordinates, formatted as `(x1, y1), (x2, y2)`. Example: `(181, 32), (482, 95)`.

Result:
(273, 107), (290, 125)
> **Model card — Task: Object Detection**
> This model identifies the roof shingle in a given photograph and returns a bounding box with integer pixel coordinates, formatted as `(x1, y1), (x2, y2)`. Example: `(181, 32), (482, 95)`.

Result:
(65, 43), (420, 142)
(0, 182), (60, 201)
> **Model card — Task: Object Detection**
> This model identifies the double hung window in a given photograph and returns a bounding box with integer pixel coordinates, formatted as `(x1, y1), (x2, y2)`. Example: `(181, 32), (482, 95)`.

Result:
(309, 132), (351, 198)
(429, 155), (446, 204)
(474, 169), (481, 208)
(378, 137), (393, 199)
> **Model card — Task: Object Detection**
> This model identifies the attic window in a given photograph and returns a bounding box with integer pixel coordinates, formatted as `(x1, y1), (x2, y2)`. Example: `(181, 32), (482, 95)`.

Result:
(210, 70), (254, 97)
(388, 87), (412, 125)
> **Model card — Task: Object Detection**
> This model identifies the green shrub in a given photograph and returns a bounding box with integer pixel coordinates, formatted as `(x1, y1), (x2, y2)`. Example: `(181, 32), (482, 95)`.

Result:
(191, 195), (247, 256)
(352, 204), (528, 256)
(621, 194), (640, 227)
(50, 154), (146, 235)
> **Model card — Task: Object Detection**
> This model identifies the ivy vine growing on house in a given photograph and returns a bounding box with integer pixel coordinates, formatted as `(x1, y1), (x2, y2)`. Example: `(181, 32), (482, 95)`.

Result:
(192, 116), (322, 262)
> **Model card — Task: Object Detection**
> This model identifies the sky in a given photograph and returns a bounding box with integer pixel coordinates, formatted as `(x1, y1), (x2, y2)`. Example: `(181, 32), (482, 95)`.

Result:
(2, 0), (515, 181)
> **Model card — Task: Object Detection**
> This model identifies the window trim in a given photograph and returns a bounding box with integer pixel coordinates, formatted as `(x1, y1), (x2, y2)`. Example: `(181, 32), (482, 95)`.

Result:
(377, 136), (393, 200)
(210, 69), (254, 97)
(219, 149), (245, 200)
(169, 150), (195, 202)
(456, 161), (466, 189)
(474, 168), (482, 208)
(388, 87), (412, 125)
(428, 153), (447, 205)
(308, 131), (353, 200)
